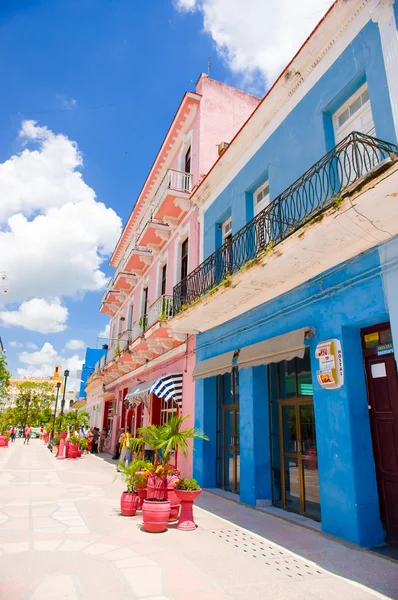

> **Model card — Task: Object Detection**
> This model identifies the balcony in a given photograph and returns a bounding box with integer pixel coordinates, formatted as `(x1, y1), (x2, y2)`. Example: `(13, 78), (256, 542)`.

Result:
(152, 169), (192, 226)
(137, 219), (170, 253)
(171, 132), (398, 333)
(125, 245), (152, 273)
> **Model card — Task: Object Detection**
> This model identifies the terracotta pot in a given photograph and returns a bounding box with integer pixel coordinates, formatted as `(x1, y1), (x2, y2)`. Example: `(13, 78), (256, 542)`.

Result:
(142, 499), (170, 533)
(174, 489), (202, 531)
(121, 492), (139, 516)
(136, 487), (147, 509)
(0, 435), (9, 448)
(68, 443), (79, 459)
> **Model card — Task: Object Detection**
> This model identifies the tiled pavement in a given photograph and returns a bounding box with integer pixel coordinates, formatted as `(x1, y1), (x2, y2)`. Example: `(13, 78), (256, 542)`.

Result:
(0, 441), (397, 600)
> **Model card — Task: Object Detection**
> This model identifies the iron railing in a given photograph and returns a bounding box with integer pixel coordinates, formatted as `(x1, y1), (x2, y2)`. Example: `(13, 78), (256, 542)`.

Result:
(146, 295), (173, 330)
(173, 131), (398, 312)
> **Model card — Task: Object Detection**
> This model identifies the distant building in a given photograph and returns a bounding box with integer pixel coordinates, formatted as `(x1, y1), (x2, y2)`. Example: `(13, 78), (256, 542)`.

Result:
(5, 366), (64, 408)
(79, 347), (108, 399)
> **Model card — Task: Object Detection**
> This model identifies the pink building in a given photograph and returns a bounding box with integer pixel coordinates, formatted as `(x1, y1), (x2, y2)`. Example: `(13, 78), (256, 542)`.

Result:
(86, 74), (259, 475)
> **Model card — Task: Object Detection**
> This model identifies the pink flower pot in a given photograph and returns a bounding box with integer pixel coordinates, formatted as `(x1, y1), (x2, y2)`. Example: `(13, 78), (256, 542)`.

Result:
(142, 499), (170, 533)
(137, 488), (147, 509)
(120, 492), (139, 516)
(57, 432), (67, 460)
(44, 433), (50, 444)
(0, 435), (9, 448)
(174, 489), (202, 531)
(68, 444), (78, 459)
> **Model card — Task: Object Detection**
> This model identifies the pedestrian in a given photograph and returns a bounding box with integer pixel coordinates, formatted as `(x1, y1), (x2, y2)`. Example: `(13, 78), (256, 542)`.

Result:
(24, 423), (32, 445)
(120, 427), (132, 466)
(10, 426), (16, 443)
(91, 427), (100, 454)
(99, 428), (107, 453)
(39, 424), (44, 439)
(112, 428), (124, 460)
(79, 424), (85, 439)
(87, 427), (94, 453)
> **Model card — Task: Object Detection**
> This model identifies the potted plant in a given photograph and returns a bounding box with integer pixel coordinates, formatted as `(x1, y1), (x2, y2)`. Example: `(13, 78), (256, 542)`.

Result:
(68, 433), (80, 459)
(115, 458), (151, 516)
(79, 437), (88, 455)
(174, 477), (202, 531)
(142, 464), (177, 532)
(305, 445), (318, 470)
(0, 431), (10, 448)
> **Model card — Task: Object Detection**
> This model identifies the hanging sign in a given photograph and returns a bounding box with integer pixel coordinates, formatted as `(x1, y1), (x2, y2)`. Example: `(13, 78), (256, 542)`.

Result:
(315, 339), (344, 389)
(376, 343), (394, 356)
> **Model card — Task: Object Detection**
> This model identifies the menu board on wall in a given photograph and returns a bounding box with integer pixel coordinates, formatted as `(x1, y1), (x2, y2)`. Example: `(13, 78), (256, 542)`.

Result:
(315, 339), (344, 389)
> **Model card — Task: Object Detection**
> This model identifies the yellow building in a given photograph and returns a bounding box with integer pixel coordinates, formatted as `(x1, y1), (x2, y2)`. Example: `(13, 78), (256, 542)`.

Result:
(5, 366), (64, 408)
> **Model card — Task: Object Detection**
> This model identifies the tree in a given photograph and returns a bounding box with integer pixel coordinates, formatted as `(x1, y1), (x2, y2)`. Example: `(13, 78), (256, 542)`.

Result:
(56, 409), (89, 432)
(0, 355), (11, 409)
(12, 381), (56, 427)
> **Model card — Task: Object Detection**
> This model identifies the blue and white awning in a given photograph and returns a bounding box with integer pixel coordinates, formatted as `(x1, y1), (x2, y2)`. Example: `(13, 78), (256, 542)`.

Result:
(150, 373), (183, 409)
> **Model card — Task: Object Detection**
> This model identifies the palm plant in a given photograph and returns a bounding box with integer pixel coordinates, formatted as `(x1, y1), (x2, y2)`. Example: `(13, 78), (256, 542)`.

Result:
(114, 458), (152, 494)
(136, 423), (165, 465)
(159, 415), (208, 465)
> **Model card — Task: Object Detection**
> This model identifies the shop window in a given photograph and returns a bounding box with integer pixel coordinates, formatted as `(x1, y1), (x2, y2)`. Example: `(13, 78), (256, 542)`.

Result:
(160, 397), (178, 426)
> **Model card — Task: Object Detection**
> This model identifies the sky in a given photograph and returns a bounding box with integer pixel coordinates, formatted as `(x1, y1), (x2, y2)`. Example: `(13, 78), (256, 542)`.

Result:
(0, 0), (332, 391)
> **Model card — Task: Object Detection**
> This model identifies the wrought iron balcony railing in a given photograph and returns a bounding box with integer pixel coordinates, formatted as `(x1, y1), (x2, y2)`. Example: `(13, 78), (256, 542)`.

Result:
(146, 295), (173, 330)
(173, 131), (398, 313)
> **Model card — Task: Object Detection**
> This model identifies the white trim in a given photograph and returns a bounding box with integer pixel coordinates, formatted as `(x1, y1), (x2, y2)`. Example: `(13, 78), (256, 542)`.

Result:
(372, 0), (398, 139)
(222, 217), (232, 243)
(253, 180), (270, 216)
(333, 83), (375, 140)
(193, 0), (383, 214)
(173, 220), (191, 286)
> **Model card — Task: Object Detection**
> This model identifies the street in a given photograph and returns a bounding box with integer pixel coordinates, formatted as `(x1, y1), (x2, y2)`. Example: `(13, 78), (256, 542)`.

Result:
(0, 440), (397, 600)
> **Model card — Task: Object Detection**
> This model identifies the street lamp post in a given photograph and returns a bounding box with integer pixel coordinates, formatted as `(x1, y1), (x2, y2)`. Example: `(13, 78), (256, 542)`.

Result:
(58, 369), (70, 431)
(51, 382), (61, 440)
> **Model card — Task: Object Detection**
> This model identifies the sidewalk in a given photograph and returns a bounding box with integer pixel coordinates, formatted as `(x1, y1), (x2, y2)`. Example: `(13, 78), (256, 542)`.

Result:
(0, 440), (397, 600)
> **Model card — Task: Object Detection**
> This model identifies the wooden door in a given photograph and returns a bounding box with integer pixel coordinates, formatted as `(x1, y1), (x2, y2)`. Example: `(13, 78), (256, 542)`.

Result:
(365, 353), (398, 546)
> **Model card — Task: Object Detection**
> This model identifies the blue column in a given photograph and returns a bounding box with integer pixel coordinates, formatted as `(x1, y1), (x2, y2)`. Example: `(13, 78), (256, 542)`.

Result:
(193, 377), (217, 488)
(239, 366), (272, 506)
(315, 327), (385, 546)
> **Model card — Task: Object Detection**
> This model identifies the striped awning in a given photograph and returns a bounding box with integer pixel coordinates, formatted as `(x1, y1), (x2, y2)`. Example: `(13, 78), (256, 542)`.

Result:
(150, 373), (183, 409)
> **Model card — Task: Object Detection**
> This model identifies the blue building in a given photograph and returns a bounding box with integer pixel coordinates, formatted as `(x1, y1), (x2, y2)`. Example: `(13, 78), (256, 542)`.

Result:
(79, 347), (108, 399)
(171, 0), (398, 548)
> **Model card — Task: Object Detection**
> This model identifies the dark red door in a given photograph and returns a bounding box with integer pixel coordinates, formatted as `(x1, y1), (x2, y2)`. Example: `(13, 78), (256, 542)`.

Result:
(365, 353), (398, 546)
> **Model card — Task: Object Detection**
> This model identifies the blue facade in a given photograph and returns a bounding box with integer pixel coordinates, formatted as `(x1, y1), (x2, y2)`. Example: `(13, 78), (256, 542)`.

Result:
(79, 347), (107, 398)
(193, 10), (398, 547)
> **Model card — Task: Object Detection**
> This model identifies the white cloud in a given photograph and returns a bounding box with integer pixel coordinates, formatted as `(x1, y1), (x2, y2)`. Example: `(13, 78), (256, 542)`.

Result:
(9, 341), (23, 348)
(18, 342), (83, 392)
(0, 298), (68, 334)
(98, 323), (110, 341)
(174, 0), (333, 90)
(65, 339), (85, 350)
(0, 120), (122, 320)
(56, 94), (77, 110)
(26, 342), (39, 350)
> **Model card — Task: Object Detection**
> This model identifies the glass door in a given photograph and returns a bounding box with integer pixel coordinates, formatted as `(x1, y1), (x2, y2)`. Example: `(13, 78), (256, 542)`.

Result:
(216, 368), (240, 493)
(269, 351), (321, 521)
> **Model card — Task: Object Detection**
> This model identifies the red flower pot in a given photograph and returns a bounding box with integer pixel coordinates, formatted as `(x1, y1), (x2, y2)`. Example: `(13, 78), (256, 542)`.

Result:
(305, 449), (318, 470)
(0, 435), (9, 448)
(137, 487), (147, 509)
(121, 492), (139, 516)
(147, 475), (180, 521)
(142, 500), (170, 533)
(174, 489), (202, 531)
(77, 448), (82, 457)
(57, 432), (67, 460)
(68, 444), (79, 459)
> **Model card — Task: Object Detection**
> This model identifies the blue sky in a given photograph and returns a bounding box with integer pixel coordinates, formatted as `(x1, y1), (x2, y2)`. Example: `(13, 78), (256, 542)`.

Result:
(0, 0), (331, 388)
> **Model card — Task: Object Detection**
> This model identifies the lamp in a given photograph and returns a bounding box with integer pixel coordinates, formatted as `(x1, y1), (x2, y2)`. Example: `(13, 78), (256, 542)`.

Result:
(51, 382), (61, 439)
(59, 369), (70, 429)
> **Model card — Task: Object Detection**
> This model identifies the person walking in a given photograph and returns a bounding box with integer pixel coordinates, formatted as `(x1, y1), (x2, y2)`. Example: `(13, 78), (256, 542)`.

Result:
(10, 426), (16, 442)
(120, 427), (132, 466)
(112, 428), (124, 460)
(91, 428), (100, 454)
(99, 428), (107, 453)
(24, 424), (32, 445)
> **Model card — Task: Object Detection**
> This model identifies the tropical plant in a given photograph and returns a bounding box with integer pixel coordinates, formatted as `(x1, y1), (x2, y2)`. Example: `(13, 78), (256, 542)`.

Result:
(136, 424), (165, 465)
(79, 438), (88, 451)
(0, 354), (11, 407)
(53, 434), (60, 446)
(69, 432), (80, 445)
(175, 477), (201, 491)
(157, 415), (208, 465)
(143, 463), (179, 501)
(63, 409), (89, 431)
(114, 458), (152, 494)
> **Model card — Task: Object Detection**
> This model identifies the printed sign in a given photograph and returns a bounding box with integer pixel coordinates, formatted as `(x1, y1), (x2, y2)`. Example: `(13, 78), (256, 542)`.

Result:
(315, 339), (344, 389)
(376, 343), (393, 356)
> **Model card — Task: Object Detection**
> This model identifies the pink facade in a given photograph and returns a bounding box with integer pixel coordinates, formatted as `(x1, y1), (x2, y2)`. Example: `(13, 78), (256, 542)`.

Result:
(87, 75), (259, 476)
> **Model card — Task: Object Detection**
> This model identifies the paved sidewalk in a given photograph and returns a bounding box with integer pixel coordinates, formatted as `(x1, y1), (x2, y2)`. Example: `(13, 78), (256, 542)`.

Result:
(0, 441), (397, 600)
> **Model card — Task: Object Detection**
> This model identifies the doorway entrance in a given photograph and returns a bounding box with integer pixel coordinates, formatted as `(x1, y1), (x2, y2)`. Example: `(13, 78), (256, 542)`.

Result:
(269, 350), (321, 520)
(361, 323), (398, 547)
(216, 367), (240, 493)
